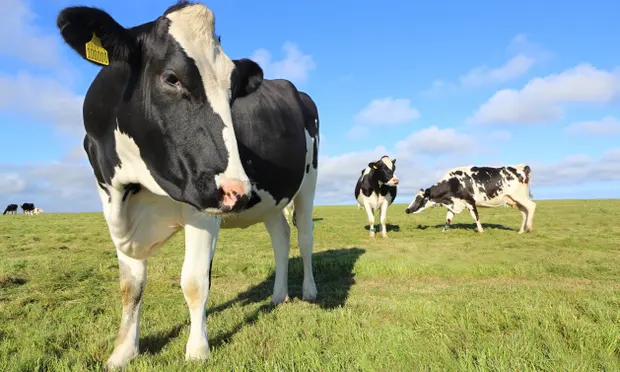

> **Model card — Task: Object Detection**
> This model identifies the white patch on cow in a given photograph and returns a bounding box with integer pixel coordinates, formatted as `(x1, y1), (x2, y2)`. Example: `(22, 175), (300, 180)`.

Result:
(380, 156), (393, 169)
(166, 4), (250, 195)
(112, 126), (169, 197)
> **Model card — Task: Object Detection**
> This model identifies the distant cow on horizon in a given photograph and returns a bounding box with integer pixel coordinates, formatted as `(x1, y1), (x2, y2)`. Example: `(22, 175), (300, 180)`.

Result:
(21, 203), (35, 215)
(3, 204), (18, 215)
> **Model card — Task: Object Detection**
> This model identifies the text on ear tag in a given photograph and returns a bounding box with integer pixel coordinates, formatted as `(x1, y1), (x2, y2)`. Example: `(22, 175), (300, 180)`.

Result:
(85, 33), (109, 66)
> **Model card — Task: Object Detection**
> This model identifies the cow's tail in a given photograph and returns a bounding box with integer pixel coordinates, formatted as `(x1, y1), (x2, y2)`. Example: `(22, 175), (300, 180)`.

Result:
(524, 165), (533, 199)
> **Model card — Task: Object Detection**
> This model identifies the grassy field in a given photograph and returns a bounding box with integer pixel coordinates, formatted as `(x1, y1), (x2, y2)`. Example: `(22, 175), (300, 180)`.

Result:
(1, 199), (620, 371)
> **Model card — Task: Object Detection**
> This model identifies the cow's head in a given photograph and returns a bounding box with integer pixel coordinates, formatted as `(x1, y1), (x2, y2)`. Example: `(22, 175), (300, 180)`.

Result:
(405, 188), (435, 214)
(57, 1), (264, 214)
(368, 156), (399, 186)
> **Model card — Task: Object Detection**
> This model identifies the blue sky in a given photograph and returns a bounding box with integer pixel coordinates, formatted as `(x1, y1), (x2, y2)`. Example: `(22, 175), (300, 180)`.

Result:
(1, 0), (619, 212)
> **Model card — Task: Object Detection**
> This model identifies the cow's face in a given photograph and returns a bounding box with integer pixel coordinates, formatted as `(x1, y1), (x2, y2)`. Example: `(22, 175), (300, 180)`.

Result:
(57, 2), (264, 214)
(369, 156), (399, 186)
(405, 188), (435, 214)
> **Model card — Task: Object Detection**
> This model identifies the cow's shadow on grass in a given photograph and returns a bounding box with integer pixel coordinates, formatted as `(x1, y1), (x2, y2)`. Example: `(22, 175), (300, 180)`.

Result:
(141, 247), (365, 353)
(207, 247), (365, 348)
(364, 224), (400, 232)
(417, 223), (515, 231)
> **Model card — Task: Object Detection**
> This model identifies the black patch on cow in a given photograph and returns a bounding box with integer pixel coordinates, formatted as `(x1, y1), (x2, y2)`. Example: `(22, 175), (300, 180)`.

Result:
(298, 92), (319, 169)
(469, 167), (507, 199)
(3, 204), (18, 215)
(122, 183), (142, 201)
(306, 164), (310, 173)
(21, 203), (35, 212)
(506, 167), (524, 183)
(163, 0), (195, 15)
(232, 79), (317, 207)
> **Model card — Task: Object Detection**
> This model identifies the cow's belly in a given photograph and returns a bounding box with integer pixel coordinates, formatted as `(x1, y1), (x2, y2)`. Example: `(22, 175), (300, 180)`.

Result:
(475, 196), (509, 208)
(357, 193), (390, 210)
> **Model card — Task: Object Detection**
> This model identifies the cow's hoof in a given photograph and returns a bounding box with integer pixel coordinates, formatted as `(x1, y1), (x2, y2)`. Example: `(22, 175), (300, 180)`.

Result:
(302, 280), (317, 302)
(105, 349), (138, 371)
(518, 230), (525, 234)
(271, 294), (290, 306)
(185, 343), (210, 361)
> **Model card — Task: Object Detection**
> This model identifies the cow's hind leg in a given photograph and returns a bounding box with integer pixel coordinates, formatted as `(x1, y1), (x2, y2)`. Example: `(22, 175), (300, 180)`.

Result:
(509, 195), (536, 234)
(264, 211), (291, 305)
(181, 209), (221, 361)
(106, 250), (146, 370)
(293, 174), (318, 302)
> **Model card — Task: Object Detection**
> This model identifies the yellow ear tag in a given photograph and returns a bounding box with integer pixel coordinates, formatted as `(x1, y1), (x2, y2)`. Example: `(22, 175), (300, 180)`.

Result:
(85, 33), (109, 65)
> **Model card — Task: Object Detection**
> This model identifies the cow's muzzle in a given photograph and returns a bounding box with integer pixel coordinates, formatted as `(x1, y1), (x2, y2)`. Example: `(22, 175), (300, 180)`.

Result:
(218, 178), (251, 212)
(387, 176), (399, 186)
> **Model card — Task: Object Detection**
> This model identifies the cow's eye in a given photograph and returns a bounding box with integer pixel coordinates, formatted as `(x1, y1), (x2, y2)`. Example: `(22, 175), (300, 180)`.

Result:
(162, 71), (181, 89)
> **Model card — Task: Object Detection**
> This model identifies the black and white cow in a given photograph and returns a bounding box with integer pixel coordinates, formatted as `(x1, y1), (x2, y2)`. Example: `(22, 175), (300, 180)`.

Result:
(21, 203), (35, 215)
(57, 2), (319, 369)
(354, 156), (399, 238)
(405, 165), (535, 234)
(3, 204), (18, 215)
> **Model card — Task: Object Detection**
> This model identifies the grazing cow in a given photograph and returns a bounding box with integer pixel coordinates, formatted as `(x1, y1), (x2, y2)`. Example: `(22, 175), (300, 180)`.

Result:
(21, 203), (35, 215)
(3, 204), (18, 215)
(33, 208), (44, 215)
(354, 156), (399, 238)
(405, 165), (535, 234)
(56, 2), (319, 369)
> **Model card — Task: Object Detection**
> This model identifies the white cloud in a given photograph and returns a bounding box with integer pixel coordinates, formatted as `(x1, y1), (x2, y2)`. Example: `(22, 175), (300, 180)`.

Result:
(0, 72), (85, 135)
(565, 116), (620, 137)
(0, 173), (27, 196)
(460, 54), (536, 87)
(0, 0), (62, 67)
(250, 42), (316, 85)
(354, 97), (420, 126)
(468, 64), (620, 125)
(531, 148), (620, 186)
(395, 126), (476, 157)
(424, 34), (546, 95)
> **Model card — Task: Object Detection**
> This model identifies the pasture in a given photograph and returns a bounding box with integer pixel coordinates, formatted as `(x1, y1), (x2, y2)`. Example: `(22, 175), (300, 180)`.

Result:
(1, 199), (619, 371)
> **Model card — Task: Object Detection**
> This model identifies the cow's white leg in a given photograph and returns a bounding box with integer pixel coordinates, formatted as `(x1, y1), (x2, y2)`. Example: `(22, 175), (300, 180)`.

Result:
(517, 207), (527, 234)
(466, 203), (483, 232)
(444, 210), (455, 231)
(362, 199), (376, 238)
(264, 212), (291, 305)
(106, 250), (146, 370)
(294, 174), (318, 302)
(379, 200), (389, 239)
(181, 209), (220, 361)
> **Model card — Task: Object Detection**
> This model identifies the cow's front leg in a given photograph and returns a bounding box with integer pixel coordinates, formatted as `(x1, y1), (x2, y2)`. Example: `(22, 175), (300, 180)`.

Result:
(264, 212), (291, 305)
(443, 210), (455, 231)
(181, 211), (220, 361)
(106, 250), (147, 370)
(379, 201), (389, 239)
(466, 203), (483, 232)
(363, 200), (376, 238)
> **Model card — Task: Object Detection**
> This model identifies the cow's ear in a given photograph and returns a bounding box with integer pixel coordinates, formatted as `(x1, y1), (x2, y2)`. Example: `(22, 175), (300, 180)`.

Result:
(368, 162), (378, 169)
(392, 159), (396, 165)
(232, 58), (264, 98)
(57, 6), (137, 67)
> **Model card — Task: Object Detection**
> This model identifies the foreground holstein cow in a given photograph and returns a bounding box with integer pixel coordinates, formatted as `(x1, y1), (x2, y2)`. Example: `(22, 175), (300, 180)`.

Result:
(3, 204), (18, 215)
(405, 165), (535, 234)
(21, 203), (35, 215)
(354, 156), (399, 238)
(57, 2), (319, 369)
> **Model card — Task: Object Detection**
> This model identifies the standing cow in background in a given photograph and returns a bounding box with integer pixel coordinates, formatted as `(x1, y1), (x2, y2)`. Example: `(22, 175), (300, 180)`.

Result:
(21, 203), (35, 215)
(3, 204), (18, 215)
(405, 164), (535, 234)
(355, 156), (399, 238)
(57, 2), (319, 369)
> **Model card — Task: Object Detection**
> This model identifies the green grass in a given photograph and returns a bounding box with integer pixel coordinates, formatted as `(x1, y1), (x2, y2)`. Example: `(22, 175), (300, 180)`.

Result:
(1, 199), (620, 371)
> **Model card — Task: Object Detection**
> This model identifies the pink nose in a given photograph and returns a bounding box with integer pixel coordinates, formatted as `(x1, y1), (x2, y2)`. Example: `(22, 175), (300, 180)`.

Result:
(220, 179), (250, 209)
(391, 177), (399, 185)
